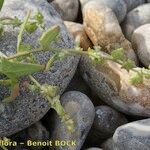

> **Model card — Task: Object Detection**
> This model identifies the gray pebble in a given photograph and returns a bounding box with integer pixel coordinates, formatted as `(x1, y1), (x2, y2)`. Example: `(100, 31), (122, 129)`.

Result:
(132, 24), (150, 67)
(85, 148), (103, 150)
(101, 138), (114, 150)
(51, 0), (79, 21)
(0, 0), (79, 137)
(51, 91), (95, 150)
(113, 119), (150, 150)
(122, 4), (150, 41)
(123, 0), (145, 12)
(86, 106), (127, 145)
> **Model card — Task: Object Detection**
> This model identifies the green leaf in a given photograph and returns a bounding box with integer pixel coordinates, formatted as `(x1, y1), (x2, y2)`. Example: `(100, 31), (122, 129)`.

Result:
(34, 11), (44, 24)
(39, 25), (60, 49)
(130, 73), (143, 85)
(25, 22), (38, 34)
(0, 58), (44, 79)
(122, 59), (136, 72)
(87, 48), (104, 64)
(111, 48), (125, 61)
(19, 43), (33, 52)
(0, 0), (4, 11)
(17, 10), (31, 53)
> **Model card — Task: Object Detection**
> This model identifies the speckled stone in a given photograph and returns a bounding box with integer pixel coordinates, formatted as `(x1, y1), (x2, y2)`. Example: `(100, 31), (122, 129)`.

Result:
(132, 24), (150, 67)
(51, 91), (95, 150)
(86, 106), (128, 145)
(79, 52), (150, 117)
(82, 1), (138, 63)
(51, 0), (79, 21)
(80, 0), (127, 23)
(123, 0), (145, 12)
(113, 119), (150, 150)
(0, 0), (79, 137)
(122, 4), (150, 41)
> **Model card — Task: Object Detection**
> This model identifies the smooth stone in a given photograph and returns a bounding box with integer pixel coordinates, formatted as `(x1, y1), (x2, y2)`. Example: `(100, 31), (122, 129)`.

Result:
(80, 0), (127, 23)
(0, 0), (79, 137)
(101, 138), (114, 150)
(10, 122), (49, 150)
(85, 148), (103, 150)
(132, 24), (150, 67)
(122, 4), (150, 41)
(86, 106), (127, 145)
(113, 119), (150, 150)
(51, 0), (79, 21)
(51, 91), (95, 150)
(64, 21), (93, 50)
(123, 0), (145, 11)
(83, 1), (138, 63)
(79, 52), (150, 117)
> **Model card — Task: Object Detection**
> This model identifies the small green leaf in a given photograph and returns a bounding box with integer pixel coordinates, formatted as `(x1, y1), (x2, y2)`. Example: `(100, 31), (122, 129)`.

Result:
(25, 22), (38, 34)
(122, 59), (136, 72)
(34, 11), (44, 24)
(0, 58), (44, 79)
(39, 25), (60, 49)
(19, 43), (33, 52)
(87, 48), (104, 64)
(0, 0), (4, 11)
(111, 48), (125, 61)
(130, 73), (143, 85)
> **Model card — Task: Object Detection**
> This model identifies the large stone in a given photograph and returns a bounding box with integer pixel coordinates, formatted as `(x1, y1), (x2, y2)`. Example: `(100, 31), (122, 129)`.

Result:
(51, 91), (95, 150)
(80, 0), (127, 23)
(86, 106), (128, 145)
(51, 0), (79, 21)
(113, 119), (150, 150)
(132, 24), (150, 67)
(64, 21), (93, 50)
(123, 0), (145, 12)
(0, 0), (79, 137)
(79, 52), (150, 117)
(122, 4), (150, 41)
(83, 1), (138, 63)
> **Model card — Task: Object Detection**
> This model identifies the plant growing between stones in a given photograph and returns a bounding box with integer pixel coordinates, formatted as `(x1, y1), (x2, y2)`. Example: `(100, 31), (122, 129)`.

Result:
(0, 1), (150, 150)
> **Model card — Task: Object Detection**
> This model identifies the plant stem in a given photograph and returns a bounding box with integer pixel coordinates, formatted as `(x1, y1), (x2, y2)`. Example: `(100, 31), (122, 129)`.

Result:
(17, 10), (31, 52)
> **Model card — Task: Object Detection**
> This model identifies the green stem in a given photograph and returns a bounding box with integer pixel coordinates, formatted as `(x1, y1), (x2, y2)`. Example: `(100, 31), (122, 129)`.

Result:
(17, 10), (31, 52)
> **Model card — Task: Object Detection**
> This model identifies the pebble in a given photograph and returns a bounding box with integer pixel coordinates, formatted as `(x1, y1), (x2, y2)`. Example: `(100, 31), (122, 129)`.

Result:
(0, 0), (79, 137)
(101, 138), (114, 150)
(122, 4), (150, 41)
(123, 0), (145, 12)
(85, 148), (103, 150)
(80, 0), (127, 23)
(51, 91), (95, 150)
(79, 51), (150, 117)
(51, 0), (79, 21)
(113, 119), (150, 150)
(82, 1), (138, 63)
(64, 21), (93, 50)
(132, 24), (150, 67)
(86, 106), (128, 145)
(10, 121), (49, 150)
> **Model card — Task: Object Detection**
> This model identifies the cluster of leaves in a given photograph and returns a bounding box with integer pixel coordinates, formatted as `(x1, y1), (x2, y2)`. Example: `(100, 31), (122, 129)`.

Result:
(86, 47), (150, 85)
(0, 5), (75, 148)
